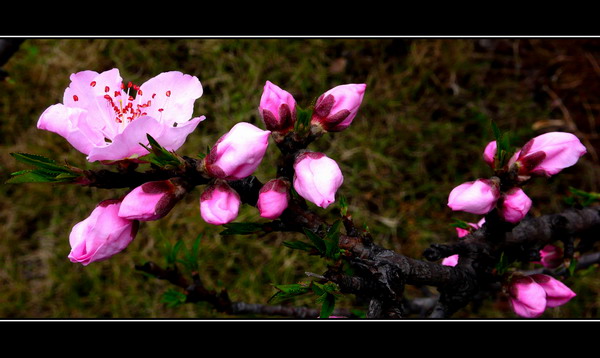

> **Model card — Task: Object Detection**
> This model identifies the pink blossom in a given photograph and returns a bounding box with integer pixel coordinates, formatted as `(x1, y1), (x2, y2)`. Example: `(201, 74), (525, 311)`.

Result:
(311, 83), (366, 132)
(514, 132), (586, 177)
(199, 181), (241, 225)
(204, 122), (271, 180)
(508, 275), (548, 318)
(118, 179), (185, 221)
(293, 152), (344, 209)
(456, 218), (485, 238)
(483, 141), (497, 168)
(447, 179), (500, 215)
(442, 254), (459, 267)
(498, 188), (532, 223)
(538, 244), (563, 269)
(530, 274), (576, 308)
(68, 199), (138, 266)
(37, 69), (205, 162)
(259, 81), (296, 132)
(508, 274), (576, 318)
(257, 179), (290, 220)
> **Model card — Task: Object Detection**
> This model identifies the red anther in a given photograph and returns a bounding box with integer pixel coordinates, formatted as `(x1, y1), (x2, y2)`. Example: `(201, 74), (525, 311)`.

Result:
(105, 86), (110, 93)
(166, 90), (171, 97)
(121, 83), (125, 89)
(128, 96), (134, 101)
(128, 81), (133, 88)
(104, 94), (112, 101)
(133, 85), (140, 91)
(158, 108), (164, 112)
(114, 91), (121, 97)
(152, 93), (156, 99)
(90, 81), (97, 87)
(73, 95), (79, 101)
(137, 89), (143, 96)
(147, 100), (152, 106)
(142, 112), (147, 116)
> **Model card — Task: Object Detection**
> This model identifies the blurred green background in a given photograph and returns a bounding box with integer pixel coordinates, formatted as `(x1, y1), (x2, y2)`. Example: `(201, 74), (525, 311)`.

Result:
(1, 38), (599, 318)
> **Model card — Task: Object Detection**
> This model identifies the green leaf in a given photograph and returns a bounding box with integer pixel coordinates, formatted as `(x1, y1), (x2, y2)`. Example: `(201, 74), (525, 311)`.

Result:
(140, 134), (182, 168)
(495, 252), (510, 275)
(318, 293), (336, 319)
(294, 105), (313, 132)
(161, 289), (187, 308)
(6, 169), (76, 184)
(450, 218), (470, 230)
(568, 258), (578, 277)
(10, 153), (72, 173)
(324, 220), (342, 259)
(338, 195), (348, 217)
(491, 120), (502, 143)
(178, 235), (203, 272)
(303, 228), (326, 254)
(567, 187), (600, 207)
(220, 222), (264, 236)
(282, 240), (316, 252)
(268, 283), (311, 304)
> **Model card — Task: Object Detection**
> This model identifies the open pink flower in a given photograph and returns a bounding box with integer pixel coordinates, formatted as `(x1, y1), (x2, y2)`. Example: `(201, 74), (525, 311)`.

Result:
(498, 188), (532, 223)
(259, 81), (296, 132)
(293, 151), (344, 209)
(38, 69), (205, 162)
(311, 83), (366, 132)
(199, 181), (241, 225)
(204, 122), (271, 181)
(68, 199), (138, 266)
(118, 179), (186, 221)
(447, 179), (500, 215)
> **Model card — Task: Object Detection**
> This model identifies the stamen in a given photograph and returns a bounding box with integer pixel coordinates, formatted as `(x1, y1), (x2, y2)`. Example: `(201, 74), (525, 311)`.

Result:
(73, 95), (79, 101)
(166, 90), (171, 97)
(105, 86), (110, 93)
(90, 81), (96, 87)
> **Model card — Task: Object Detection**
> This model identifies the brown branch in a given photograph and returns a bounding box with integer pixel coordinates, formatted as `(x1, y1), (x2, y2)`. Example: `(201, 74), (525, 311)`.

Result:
(135, 261), (352, 319)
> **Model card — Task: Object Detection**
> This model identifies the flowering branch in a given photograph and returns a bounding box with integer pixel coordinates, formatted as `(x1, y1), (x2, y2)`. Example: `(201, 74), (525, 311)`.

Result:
(10, 67), (596, 319)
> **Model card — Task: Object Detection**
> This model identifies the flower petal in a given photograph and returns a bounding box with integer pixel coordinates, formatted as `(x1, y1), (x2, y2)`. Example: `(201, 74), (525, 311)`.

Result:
(87, 115), (165, 162)
(138, 71), (203, 125)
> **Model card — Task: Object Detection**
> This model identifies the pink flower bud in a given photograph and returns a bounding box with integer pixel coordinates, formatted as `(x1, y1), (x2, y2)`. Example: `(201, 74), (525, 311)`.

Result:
(483, 141), (497, 168)
(199, 181), (241, 225)
(257, 179), (290, 220)
(447, 179), (500, 215)
(68, 199), (138, 266)
(442, 254), (459, 267)
(311, 83), (366, 132)
(498, 188), (532, 224)
(515, 132), (586, 177)
(204, 122), (271, 180)
(530, 274), (576, 308)
(508, 275), (548, 318)
(259, 81), (296, 132)
(538, 244), (563, 269)
(118, 179), (186, 221)
(455, 218), (484, 238)
(293, 151), (343, 209)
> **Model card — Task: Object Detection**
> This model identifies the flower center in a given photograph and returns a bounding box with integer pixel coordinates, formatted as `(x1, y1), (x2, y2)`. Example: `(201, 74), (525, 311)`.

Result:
(70, 80), (172, 126)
